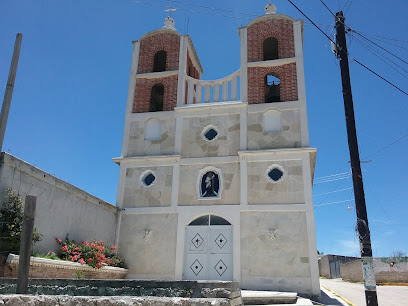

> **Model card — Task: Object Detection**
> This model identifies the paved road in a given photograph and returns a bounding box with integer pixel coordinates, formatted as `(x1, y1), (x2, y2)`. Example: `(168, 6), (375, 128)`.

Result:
(320, 278), (408, 306)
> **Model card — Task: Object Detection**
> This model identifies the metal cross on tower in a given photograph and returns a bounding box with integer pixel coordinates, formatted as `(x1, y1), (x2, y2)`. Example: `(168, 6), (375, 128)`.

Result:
(164, 0), (177, 18)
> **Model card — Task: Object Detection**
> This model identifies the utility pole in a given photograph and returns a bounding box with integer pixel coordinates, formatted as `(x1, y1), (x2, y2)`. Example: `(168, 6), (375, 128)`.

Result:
(16, 195), (37, 294)
(334, 11), (378, 306)
(0, 33), (23, 152)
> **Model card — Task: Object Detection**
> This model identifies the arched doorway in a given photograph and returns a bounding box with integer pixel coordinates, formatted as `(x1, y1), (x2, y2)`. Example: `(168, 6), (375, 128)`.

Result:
(184, 215), (233, 281)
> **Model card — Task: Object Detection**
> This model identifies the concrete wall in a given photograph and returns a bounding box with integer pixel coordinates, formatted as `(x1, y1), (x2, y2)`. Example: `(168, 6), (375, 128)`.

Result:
(181, 114), (240, 158)
(0, 153), (118, 254)
(127, 118), (176, 157)
(240, 211), (312, 295)
(178, 162), (240, 206)
(118, 213), (178, 279)
(122, 166), (173, 208)
(340, 257), (408, 283)
(318, 255), (331, 279)
(247, 108), (301, 150)
(247, 159), (304, 204)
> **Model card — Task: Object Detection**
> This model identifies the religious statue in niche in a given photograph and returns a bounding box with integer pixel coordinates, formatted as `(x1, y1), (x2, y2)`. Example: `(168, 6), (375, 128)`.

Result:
(201, 171), (220, 198)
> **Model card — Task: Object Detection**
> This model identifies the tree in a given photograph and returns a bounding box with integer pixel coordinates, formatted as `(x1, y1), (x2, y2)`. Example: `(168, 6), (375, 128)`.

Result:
(390, 250), (406, 258)
(0, 188), (42, 255)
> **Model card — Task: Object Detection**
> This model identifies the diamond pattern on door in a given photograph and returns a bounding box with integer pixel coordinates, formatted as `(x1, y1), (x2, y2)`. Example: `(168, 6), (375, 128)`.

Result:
(185, 224), (232, 281)
(191, 233), (204, 248)
(215, 233), (227, 249)
(214, 259), (227, 276)
(190, 259), (204, 276)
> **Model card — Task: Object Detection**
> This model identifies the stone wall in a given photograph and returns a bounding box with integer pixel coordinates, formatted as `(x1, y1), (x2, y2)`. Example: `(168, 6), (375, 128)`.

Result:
(2, 254), (127, 279)
(118, 213), (178, 279)
(340, 257), (408, 283)
(240, 211), (312, 295)
(0, 279), (242, 305)
(247, 108), (301, 150)
(247, 159), (304, 204)
(178, 162), (240, 206)
(181, 114), (240, 158)
(122, 166), (173, 207)
(0, 153), (118, 255)
(127, 118), (176, 157)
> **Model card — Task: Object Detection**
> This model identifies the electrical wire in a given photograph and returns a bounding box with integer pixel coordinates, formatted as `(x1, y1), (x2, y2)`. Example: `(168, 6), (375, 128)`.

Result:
(362, 132), (408, 160)
(352, 35), (408, 80)
(314, 199), (354, 207)
(350, 29), (408, 66)
(349, 30), (408, 45)
(343, 0), (353, 15)
(287, 0), (337, 45)
(352, 58), (408, 96)
(128, 0), (253, 20)
(314, 171), (350, 181)
(313, 187), (353, 196)
(318, 0), (335, 16)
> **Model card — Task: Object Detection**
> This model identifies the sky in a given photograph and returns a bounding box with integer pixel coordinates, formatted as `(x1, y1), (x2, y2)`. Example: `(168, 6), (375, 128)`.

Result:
(0, 0), (407, 258)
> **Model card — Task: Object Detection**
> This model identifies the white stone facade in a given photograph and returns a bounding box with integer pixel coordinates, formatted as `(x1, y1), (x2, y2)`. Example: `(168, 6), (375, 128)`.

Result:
(114, 12), (320, 299)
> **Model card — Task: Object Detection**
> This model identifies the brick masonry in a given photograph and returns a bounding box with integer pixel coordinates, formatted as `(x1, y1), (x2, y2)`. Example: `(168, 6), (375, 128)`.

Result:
(133, 75), (178, 113)
(1, 258), (127, 280)
(247, 63), (298, 103)
(247, 18), (295, 62)
(138, 32), (181, 74)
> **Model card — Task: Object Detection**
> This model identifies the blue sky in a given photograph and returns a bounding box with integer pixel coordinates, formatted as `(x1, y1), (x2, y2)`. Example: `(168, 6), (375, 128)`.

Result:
(1, 0), (407, 257)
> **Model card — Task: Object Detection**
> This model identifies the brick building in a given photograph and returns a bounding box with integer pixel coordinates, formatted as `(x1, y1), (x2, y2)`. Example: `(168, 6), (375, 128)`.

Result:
(114, 4), (320, 299)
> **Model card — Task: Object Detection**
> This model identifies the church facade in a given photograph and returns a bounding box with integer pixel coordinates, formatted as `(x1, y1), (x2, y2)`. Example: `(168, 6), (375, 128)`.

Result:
(114, 4), (320, 298)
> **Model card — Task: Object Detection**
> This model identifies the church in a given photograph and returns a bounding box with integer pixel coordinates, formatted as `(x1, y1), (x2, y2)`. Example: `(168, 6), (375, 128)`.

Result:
(113, 3), (320, 299)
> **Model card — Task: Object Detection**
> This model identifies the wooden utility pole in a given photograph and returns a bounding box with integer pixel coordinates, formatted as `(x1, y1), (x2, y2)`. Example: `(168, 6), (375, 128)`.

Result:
(16, 195), (36, 294)
(0, 33), (23, 152)
(334, 11), (378, 306)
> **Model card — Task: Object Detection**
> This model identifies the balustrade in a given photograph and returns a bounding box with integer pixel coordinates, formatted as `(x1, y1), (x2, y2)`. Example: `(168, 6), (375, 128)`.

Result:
(185, 70), (240, 105)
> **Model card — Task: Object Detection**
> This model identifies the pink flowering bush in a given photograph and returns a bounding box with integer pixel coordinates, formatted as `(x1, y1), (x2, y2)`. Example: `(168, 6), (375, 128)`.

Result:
(56, 235), (125, 269)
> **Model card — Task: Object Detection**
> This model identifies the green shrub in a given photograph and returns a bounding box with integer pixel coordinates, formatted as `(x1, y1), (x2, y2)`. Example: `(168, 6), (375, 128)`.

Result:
(0, 188), (42, 255)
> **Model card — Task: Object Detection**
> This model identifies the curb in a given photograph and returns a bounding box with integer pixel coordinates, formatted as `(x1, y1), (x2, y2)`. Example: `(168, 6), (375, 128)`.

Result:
(321, 285), (355, 306)
(377, 283), (408, 286)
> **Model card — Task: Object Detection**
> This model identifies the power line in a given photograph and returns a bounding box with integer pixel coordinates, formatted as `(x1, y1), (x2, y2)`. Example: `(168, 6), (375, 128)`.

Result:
(314, 175), (351, 184)
(314, 199), (354, 207)
(352, 35), (408, 80)
(349, 30), (408, 45)
(318, 0), (335, 16)
(128, 0), (253, 20)
(342, 0), (353, 15)
(350, 29), (408, 66)
(313, 187), (353, 196)
(169, 0), (259, 18)
(363, 132), (408, 160)
(352, 58), (408, 96)
(314, 171), (350, 180)
(287, 0), (336, 45)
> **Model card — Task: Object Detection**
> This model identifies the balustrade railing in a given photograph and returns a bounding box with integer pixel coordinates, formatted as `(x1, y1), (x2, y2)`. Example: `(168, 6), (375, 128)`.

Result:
(185, 69), (240, 105)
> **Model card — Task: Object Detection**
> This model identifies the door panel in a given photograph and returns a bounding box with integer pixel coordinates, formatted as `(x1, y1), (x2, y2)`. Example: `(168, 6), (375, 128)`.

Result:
(184, 224), (232, 281)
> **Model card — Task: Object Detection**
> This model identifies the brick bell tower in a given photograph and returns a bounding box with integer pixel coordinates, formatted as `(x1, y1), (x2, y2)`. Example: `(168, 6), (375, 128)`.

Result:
(115, 3), (319, 300)
(130, 16), (202, 114)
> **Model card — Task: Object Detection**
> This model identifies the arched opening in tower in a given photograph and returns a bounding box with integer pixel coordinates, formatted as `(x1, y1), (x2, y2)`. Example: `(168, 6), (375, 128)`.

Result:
(263, 37), (279, 61)
(149, 84), (164, 112)
(153, 50), (167, 72)
(265, 74), (281, 103)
